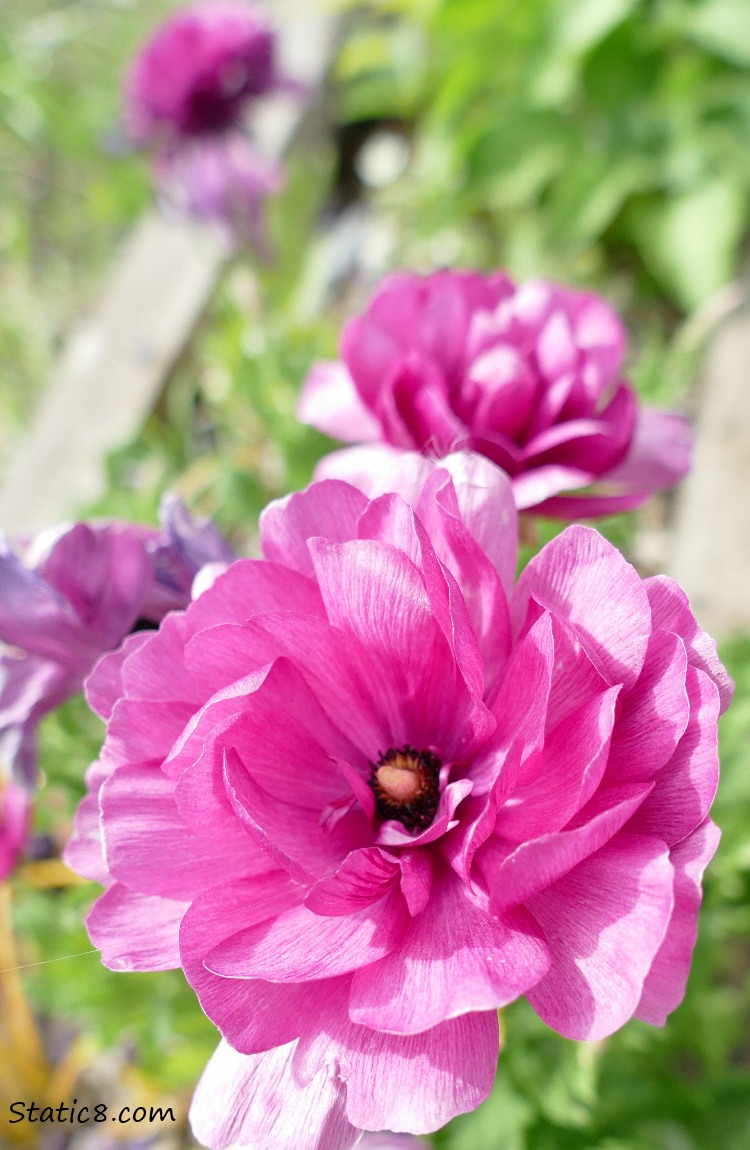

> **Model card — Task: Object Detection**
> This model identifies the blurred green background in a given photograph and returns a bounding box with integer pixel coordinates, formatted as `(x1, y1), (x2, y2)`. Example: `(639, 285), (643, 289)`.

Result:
(1, 1), (749, 1147)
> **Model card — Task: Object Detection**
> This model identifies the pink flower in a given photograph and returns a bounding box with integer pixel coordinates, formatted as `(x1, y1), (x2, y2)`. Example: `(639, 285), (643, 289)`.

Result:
(298, 271), (693, 518)
(68, 454), (730, 1148)
(125, 1), (286, 242)
(0, 780), (31, 880)
(0, 496), (232, 792)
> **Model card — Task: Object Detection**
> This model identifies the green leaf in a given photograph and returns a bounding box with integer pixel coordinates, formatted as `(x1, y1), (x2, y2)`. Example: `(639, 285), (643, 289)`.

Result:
(686, 0), (750, 68)
(439, 1072), (534, 1150)
(627, 181), (746, 310)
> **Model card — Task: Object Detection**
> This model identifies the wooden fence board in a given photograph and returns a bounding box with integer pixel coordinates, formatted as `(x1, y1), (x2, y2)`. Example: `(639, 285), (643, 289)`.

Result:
(669, 296), (750, 637)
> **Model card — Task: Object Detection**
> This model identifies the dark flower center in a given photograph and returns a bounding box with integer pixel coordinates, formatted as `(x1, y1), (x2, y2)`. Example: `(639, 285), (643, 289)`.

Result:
(369, 745), (441, 833)
(185, 86), (245, 135)
(130, 617), (159, 634)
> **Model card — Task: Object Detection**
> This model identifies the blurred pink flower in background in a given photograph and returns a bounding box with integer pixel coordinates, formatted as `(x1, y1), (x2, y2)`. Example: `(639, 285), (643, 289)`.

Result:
(68, 454), (730, 1148)
(0, 496), (231, 876)
(0, 780), (31, 881)
(299, 271), (693, 518)
(125, 1), (286, 244)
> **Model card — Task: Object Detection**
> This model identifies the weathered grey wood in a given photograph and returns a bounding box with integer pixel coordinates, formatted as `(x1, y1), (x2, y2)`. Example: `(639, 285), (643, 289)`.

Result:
(0, 216), (230, 535)
(0, 0), (336, 535)
(669, 294), (750, 637)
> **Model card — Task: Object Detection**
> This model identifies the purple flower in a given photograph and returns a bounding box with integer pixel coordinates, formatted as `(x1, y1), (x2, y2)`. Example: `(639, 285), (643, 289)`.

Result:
(68, 454), (730, 1147)
(0, 496), (232, 805)
(298, 271), (693, 518)
(125, 1), (286, 242)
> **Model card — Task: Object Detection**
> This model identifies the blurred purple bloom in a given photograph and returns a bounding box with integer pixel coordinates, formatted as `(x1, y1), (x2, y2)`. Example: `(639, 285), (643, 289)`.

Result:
(299, 270), (693, 518)
(0, 496), (232, 877)
(125, 1), (287, 243)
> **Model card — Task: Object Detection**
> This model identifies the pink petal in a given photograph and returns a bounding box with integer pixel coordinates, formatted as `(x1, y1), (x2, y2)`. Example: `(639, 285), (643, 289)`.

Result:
(190, 1040), (358, 1150)
(294, 1006), (499, 1133)
(104, 696), (196, 768)
(356, 489), (497, 710)
(462, 344), (537, 440)
(636, 818), (720, 1025)
(224, 744), (370, 883)
(359, 1136), (429, 1150)
(645, 575), (734, 713)
(63, 758), (111, 884)
(435, 453), (518, 599)
(416, 271), (473, 375)
(184, 558), (324, 639)
(529, 488), (658, 519)
(180, 874), (332, 1054)
(495, 686), (619, 840)
(100, 762), (266, 899)
(513, 526), (650, 690)
(376, 778), (473, 848)
(298, 360), (383, 443)
(399, 849), (432, 915)
(209, 612), (396, 756)
(386, 357), (466, 454)
(349, 875), (549, 1032)
(483, 610), (554, 785)
(84, 632), (151, 719)
(604, 630), (690, 784)
(486, 781), (654, 914)
(260, 480), (370, 578)
(118, 612), (201, 705)
(167, 663), (278, 785)
(0, 543), (92, 665)
(305, 848), (401, 916)
(206, 889), (408, 982)
(567, 287), (626, 385)
(604, 407), (693, 495)
(511, 465), (594, 511)
(543, 612), (610, 731)
(308, 537), (481, 758)
(342, 314), (404, 408)
(412, 471), (512, 687)
(625, 666), (720, 846)
(526, 832), (674, 1039)
(86, 884), (187, 972)
(523, 385), (636, 474)
(313, 444), (407, 487)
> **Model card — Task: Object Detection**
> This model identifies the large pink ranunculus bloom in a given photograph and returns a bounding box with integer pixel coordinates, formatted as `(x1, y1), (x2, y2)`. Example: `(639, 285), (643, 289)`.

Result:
(0, 495), (232, 797)
(68, 454), (730, 1148)
(298, 271), (693, 518)
(125, 1), (286, 242)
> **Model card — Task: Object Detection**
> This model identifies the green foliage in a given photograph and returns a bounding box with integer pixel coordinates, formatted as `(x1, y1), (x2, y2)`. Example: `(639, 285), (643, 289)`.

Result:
(336, 0), (750, 316)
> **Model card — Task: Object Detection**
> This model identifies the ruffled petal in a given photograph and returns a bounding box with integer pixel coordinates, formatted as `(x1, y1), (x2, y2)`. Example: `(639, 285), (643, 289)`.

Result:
(636, 818), (720, 1025)
(190, 1040), (358, 1150)
(206, 890), (408, 982)
(294, 1005), (499, 1134)
(349, 873), (549, 1032)
(298, 360), (383, 443)
(513, 526), (650, 690)
(526, 833), (674, 1040)
(86, 884), (187, 972)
